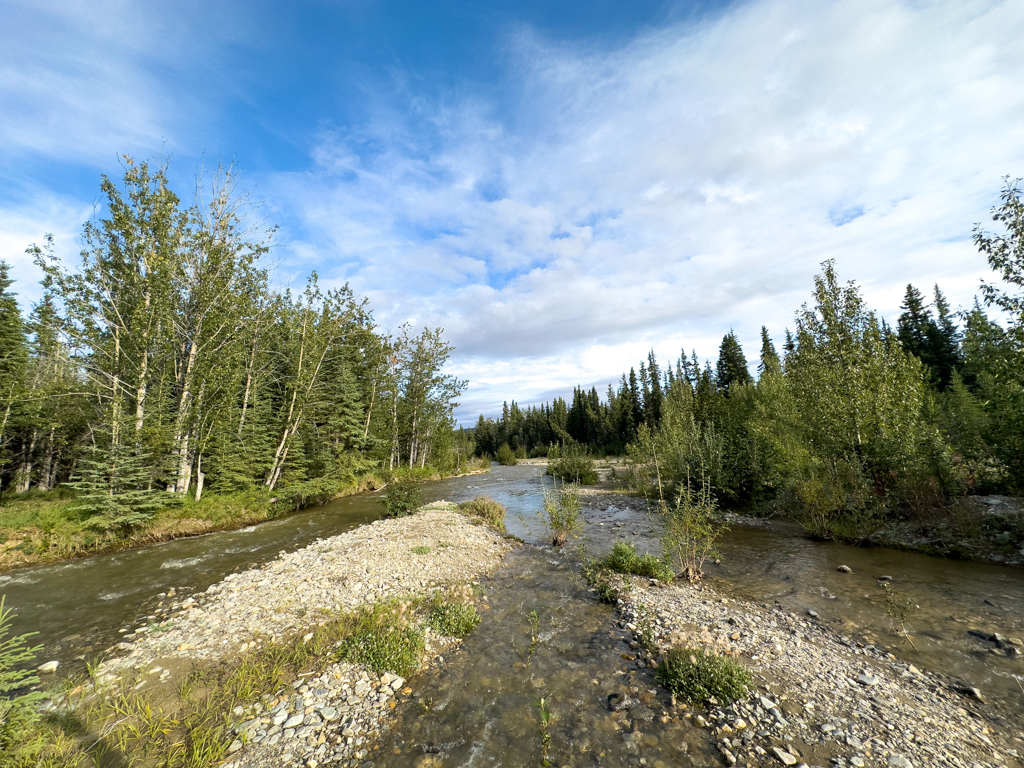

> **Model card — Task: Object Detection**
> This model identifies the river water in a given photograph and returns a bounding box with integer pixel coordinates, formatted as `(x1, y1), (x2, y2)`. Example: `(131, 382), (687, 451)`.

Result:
(2, 464), (1022, 717)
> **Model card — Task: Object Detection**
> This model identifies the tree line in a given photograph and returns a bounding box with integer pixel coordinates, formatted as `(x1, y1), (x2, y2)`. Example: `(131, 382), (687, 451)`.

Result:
(0, 159), (467, 529)
(476, 178), (1024, 535)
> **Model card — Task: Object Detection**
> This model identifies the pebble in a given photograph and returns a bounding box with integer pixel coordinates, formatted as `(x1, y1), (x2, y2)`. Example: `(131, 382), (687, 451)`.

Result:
(837, 565), (852, 573)
(37, 660), (60, 673)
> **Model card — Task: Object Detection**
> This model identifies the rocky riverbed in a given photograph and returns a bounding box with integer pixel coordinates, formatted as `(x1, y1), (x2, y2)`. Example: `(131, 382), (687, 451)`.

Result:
(615, 574), (1024, 768)
(82, 502), (513, 768)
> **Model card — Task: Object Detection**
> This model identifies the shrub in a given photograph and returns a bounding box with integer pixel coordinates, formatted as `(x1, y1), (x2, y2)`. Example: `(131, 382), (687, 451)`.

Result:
(381, 476), (421, 518)
(547, 442), (598, 485)
(338, 603), (425, 676)
(655, 646), (751, 705)
(601, 541), (674, 581)
(661, 480), (724, 582)
(495, 444), (518, 466)
(457, 496), (506, 531)
(428, 598), (481, 638)
(544, 483), (584, 546)
(0, 597), (46, 764)
(411, 545), (431, 554)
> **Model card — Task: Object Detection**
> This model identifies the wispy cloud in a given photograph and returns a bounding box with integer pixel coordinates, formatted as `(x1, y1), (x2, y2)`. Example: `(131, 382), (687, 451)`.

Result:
(270, 0), (1024, 420)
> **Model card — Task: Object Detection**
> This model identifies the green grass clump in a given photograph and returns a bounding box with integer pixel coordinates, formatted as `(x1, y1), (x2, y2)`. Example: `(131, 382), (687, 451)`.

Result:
(601, 541), (674, 581)
(411, 545), (431, 554)
(655, 646), (751, 705)
(457, 496), (507, 531)
(428, 595), (481, 638)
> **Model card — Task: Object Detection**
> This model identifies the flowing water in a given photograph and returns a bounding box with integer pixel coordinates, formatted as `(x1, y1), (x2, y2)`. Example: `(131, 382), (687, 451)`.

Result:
(2, 464), (1022, 741)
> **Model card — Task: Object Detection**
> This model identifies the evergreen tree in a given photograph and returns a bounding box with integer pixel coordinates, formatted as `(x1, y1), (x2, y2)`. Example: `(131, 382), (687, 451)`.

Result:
(896, 284), (932, 361)
(715, 331), (751, 395)
(757, 326), (781, 377)
(0, 261), (28, 476)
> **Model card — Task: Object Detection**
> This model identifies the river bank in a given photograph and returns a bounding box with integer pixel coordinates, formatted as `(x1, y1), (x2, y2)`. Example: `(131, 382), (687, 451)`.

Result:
(0, 465), (491, 574)
(31, 502), (512, 768)
(614, 573), (1022, 768)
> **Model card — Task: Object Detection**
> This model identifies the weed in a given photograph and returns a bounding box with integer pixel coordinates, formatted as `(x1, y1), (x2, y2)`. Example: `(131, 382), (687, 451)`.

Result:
(535, 696), (554, 765)
(547, 442), (598, 485)
(600, 541), (674, 581)
(881, 581), (919, 647)
(526, 610), (540, 666)
(456, 496), (507, 531)
(655, 646), (751, 705)
(634, 604), (659, 653)
(580, 561), (630, 603)
(428, 595), (481, 638)
(411, 545), (432, 555)
(543, 483), (583, 547)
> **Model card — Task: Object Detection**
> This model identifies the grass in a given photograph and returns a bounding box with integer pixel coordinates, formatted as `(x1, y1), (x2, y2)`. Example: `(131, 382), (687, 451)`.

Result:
(655, 646), (751, 706)
(457, 496), (507, 531)
(600, 541), (674, 581)
(1, 588), (483, 768)
(0, 477), (383, 572)
(411, 545), (432, 554)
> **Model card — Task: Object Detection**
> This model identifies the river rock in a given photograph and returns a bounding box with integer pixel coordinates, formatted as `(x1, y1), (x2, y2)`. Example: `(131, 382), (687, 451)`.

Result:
(837, 565), (852, 573)
(37, 660), (59, 673)
(771, 746), (797, 765)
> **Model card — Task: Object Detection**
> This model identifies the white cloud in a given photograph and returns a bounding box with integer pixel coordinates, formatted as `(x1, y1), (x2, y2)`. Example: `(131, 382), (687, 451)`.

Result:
(270, 0), (1024, 421)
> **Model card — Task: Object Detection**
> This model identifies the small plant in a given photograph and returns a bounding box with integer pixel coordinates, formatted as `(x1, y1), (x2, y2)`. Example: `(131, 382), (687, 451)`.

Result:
(411, 545), (431, 554)
(0, 596), (46, 762)
(634, 603), (659, 652)
(881, 581), (919, 647)
(543, 483), (584, 546)
(601, 541), (674, 581)
(580, 560), (631, 603)
(457, 496), (507, 531)
(547, 442), (598, 485)
(655, 646), (751, 705)
(338, 601), (425, 676)
(495, 444), (518, 466)
(381, 476), (421, 519)
(536, 696), (554, 765)
(526, 610), (540, 665)
(661, 478), (723, 582)
(428, 595), (481, 638)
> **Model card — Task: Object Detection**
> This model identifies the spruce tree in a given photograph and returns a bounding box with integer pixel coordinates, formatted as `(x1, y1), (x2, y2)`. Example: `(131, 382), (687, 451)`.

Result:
(716, 331), (752, 395)
(757, 326), (781, 377)
(0, 261), (28, 472)
(896, 284), (932, 362)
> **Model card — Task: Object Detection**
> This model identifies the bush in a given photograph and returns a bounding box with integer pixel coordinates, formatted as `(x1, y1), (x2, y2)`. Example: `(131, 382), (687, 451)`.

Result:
(601, 541), (674, 581)
(457, 496), (506, 531)
(544, 483), (584, 546)
(655, 646), (751, 705)
(661, 481), (724, 582)
(495, 444), (518, 466)
(0, 596), (46, 764)
(547, 442), (598, 484)
(428, 598), (481, 638)
(381, 476), (421, 518)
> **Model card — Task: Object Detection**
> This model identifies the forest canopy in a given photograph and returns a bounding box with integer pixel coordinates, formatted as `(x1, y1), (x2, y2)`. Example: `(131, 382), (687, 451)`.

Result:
(0, 159), (468, 530)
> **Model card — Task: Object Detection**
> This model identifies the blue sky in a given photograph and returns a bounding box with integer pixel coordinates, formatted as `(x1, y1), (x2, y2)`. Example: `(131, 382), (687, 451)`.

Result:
(2, 0), (1023, 423)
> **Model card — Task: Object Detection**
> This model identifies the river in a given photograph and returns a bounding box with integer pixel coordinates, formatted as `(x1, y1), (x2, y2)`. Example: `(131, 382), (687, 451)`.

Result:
(2, 464), (1022, 714)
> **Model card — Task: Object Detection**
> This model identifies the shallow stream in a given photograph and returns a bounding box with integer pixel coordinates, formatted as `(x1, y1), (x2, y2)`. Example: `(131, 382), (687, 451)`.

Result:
(2, 464), (1022, 724)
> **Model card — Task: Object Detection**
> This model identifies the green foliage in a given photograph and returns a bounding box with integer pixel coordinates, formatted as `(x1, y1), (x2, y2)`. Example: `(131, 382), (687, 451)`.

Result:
(380, 476), (421, 518)
(547, 442), (598, 485)
(661, 479), (723, 582)
(411, 545), (431, 554)
(655, 646), (751, 705)
(495, 443), (518, 465)
(0, 596), (46, 761)
(543, 482), (584, 546)
(599, 541), (674, 581)
(66, 442), (166, 532)
(457, 495), (506, 531)
(716, 331), (752, 395)
(427, 596), (481, 638)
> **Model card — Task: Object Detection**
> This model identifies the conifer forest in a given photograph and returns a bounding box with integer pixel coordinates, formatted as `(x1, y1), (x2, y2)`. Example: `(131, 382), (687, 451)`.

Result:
(474, 179), (1024, 538)
(0, 160), (468, 534)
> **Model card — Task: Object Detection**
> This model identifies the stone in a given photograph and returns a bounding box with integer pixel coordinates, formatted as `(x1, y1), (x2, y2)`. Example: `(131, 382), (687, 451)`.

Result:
(806, 610), (819, 619)
(283, 714), (305, 729)
(319, 707), (338, 721)
(887, 757), (913, 768)
(877, 575), (893, 581)
(771, 746), (798, 765)
(851, 758), (865, 767)
(837, 565), (852, 573)
(855, 674), (879, 686)
(228, 739), (243, 754)
(37, 660), (59, 673)
(954, 685), (984, 702)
